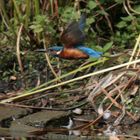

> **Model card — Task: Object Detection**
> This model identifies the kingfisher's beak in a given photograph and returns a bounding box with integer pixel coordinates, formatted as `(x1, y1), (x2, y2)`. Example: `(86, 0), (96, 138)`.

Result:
(35, 49), (56, 56)
(35, 49), (48, 52)
(35, 46), (62, 57)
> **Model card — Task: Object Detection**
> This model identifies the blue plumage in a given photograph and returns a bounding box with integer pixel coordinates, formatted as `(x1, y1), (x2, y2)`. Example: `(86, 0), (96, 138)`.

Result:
(76, 45), (102, 58)
(49, 45), (102, 58)
(48, 46), (63, 51)
(78, 13), (86, 31)
(37, 13), (102, 59)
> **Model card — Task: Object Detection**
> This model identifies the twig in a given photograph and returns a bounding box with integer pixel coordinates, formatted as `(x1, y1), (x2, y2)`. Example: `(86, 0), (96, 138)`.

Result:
(95, 0), (113, 32)
(0, 9), (9, 29)
(74, 0), (80, 14)
(43, 38), (61, 82)
(94, 3), (118, 17)
(127, 0), (140, 15)
(101, 84), (136, 122)
(79, 75), (138, 130)
(127, 34), (140, 68)
(54, 0), (59, 17)
(88, 72), (126, 102)
(16, 24), (24, 73)
(94, 76), (136, 121)
(1, 58), (140, 103)
(26, 58), (107, 93)
(133, 44), (140, 68)
(123, 0), (132, 16)
(117, 134), (140, 140)
(0, 101), (87, 111)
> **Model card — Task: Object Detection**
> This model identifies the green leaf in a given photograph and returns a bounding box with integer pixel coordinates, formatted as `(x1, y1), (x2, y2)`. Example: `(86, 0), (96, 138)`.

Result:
(116, 21), (127, 28)
(87, 17), (95, 25)
(121, 16), (134, 22)
(103, 42), (113, 52)
(98, 10), (108, 16)
(88, 57), (98, 62)
(90, 45), (103, 52)
(60, 7), (78, 23)
(88, 1), (97, 10)
(114, 0), (124, 4)
(134, 5), (140, 12)
(100, 0), (106, 3)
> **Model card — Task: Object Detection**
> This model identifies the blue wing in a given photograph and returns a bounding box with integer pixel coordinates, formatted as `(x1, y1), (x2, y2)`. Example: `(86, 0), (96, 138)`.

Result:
(76, 45), (102, 58)
(60, 13), (86, 47)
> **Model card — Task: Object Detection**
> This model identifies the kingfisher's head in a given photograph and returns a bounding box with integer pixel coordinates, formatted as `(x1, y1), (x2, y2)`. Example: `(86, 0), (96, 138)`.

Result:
(35, 46), (63, 57)
(48, 46), (63, 57)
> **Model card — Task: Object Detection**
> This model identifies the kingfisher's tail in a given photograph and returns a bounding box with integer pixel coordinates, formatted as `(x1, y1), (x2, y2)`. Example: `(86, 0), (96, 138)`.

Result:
(79, 13), (86, 31)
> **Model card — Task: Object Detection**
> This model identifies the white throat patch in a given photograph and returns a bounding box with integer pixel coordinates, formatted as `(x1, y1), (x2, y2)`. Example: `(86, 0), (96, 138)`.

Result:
(56, 51), (61, 55)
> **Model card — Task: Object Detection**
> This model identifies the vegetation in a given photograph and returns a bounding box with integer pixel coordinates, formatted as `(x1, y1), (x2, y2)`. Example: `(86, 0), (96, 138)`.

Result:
(0, 0), (140, 137)
(0, 0), (139, 83)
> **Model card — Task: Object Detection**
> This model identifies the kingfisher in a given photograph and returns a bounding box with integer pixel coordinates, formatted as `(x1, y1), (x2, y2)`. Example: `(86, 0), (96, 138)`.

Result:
(38, 13), (102, 59)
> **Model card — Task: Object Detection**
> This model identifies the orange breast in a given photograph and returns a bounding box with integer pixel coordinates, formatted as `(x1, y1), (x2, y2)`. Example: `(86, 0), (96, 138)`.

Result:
(59, 48), (89, 59)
